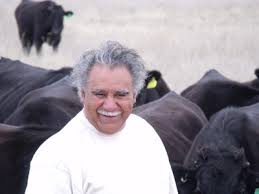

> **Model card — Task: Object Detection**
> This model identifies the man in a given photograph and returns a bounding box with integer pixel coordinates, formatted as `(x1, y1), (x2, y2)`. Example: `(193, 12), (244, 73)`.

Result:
(25, 41), (178, 194)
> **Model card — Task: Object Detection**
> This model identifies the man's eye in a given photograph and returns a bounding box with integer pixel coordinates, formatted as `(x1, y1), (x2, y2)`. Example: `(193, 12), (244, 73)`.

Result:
(116, 91), (129, 97)
(95, 93), (105, 97)
(92, 91), (106, 97)
(117, 93), (127, 97)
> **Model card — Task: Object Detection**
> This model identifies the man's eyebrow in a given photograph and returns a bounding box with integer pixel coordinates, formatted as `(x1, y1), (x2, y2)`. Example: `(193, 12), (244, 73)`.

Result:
(91, 89), (105, 94)
(116, 89), (129, 94)
(90, 89), (130, 94)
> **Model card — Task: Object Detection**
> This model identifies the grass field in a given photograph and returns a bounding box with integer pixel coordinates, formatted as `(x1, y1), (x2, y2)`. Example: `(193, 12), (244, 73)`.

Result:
(1, 0), (259, 92)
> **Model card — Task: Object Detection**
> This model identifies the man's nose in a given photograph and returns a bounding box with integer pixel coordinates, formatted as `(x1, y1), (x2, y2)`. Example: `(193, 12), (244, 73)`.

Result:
(103, 96), (117, 109)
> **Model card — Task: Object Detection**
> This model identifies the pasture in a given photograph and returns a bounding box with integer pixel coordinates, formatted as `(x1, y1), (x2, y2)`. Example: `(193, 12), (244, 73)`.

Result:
(1, 0), (259, 92)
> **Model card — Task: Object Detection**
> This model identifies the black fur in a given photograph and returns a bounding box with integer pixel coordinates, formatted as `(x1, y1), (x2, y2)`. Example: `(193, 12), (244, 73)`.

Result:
(181, 69), (259, 119)
(134, 91), (208, 164)
(175, 104), (259, 194)
(15, 0), (73, 54)
(0, 57), (72, 122)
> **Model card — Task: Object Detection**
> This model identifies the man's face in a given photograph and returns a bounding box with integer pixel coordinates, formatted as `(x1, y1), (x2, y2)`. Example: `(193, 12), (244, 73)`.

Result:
(82, 65), (135, 134)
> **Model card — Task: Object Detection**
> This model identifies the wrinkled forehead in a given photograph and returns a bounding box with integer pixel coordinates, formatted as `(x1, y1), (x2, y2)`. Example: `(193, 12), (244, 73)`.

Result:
(88, 65), (132, 81)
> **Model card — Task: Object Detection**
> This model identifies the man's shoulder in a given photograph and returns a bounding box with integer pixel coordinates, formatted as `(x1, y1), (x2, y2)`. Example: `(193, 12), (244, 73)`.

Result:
(31, 110), (86, 163)
(129, 113), (149, 123)
(128, 113), (158, 135)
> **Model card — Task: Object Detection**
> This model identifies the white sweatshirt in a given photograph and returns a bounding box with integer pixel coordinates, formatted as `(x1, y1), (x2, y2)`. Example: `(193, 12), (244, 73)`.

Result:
(25, 110), (178, 194)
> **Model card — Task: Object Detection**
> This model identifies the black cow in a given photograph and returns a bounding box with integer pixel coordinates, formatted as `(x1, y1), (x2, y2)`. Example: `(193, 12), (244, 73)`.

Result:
(0, 123), (57, 194)
(5, 76), (82, 130)
(135, 70), (171, 107)
(15, 0), (73, 53)
(134, 91), (208, 164)
(181, 69), (259, 119)
(175, 103), (259, 194)
(0, 57), (72, 122)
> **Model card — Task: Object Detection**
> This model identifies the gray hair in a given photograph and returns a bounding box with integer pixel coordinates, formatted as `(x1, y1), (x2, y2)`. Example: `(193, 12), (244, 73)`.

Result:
(71, 41), (147, 101)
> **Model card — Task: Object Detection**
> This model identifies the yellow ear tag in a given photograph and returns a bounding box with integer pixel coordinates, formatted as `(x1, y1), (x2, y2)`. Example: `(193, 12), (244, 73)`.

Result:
(147, 77), (157, 89)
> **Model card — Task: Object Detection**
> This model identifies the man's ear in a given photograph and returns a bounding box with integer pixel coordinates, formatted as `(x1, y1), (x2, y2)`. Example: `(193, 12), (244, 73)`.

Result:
(133, 92), (137, 102)
(80, 90), (85, 102)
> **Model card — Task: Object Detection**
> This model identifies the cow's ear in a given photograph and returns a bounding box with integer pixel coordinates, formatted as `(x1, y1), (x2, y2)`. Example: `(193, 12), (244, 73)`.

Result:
(146, 77), (157, 89)
(146, 70), (161, 89)
(64, 11), (74, 18)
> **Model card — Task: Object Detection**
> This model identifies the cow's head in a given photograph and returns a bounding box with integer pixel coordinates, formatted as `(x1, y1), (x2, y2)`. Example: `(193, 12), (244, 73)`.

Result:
(135, 70), (170, 106)
(44, 2), (73, 50)
(176, 146), (256, 194)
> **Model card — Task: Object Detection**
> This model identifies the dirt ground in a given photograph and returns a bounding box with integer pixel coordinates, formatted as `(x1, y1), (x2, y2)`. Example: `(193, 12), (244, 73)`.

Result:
(1, 0), (259, 92)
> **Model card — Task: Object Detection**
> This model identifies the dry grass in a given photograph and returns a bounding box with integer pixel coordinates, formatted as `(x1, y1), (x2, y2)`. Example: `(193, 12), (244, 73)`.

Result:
(1, 0), (259, 92)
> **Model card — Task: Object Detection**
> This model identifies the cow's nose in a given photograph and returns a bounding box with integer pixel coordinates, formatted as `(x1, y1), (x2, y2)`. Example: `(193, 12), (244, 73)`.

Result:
(194, 186), (201, 194)
(51, 30), (60, 35)
(50, 26), (62, 35)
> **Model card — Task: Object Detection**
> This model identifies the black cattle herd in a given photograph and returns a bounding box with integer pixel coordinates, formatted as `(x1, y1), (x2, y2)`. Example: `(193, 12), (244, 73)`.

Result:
(1, 0), (259, 194)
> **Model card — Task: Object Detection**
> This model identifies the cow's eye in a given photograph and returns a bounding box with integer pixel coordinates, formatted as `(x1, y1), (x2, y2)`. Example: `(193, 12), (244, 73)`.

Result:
(180, 176), (187, 183)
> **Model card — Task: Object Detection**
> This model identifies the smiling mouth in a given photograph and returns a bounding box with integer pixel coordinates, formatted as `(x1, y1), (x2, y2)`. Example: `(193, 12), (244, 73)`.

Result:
(97, 110), (121, 117)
